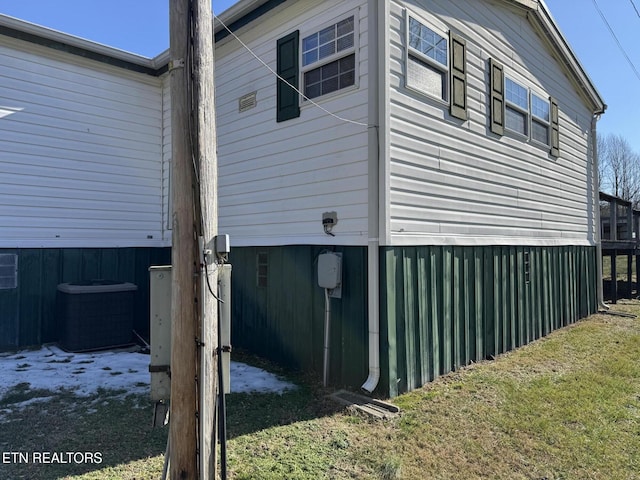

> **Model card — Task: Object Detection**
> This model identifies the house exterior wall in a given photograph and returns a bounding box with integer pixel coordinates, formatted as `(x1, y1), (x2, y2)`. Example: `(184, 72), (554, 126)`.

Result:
(212, 0), (603, 394)
(385, 0), (597, 247)
(230, 245), (368, 388)
(207, 0), (373, 386)
(0, 247), (170, 350)
(379, 244), (597, 397)
(0, 28), (170, 350)
(213, 0), (371, 247)
(0, 34), (168, 249)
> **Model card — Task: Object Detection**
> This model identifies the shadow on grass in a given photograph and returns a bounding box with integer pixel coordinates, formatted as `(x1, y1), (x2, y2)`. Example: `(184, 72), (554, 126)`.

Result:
(0, 352), (347, 479)
(603, 278), (639, 302)
(0, 389), (167, 480)
(225, 351), (347, 440)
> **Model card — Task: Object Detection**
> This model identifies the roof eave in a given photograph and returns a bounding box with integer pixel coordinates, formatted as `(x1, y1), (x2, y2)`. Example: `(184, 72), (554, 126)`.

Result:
(508, 0), (606, 114)
(0, 13), (158, 71)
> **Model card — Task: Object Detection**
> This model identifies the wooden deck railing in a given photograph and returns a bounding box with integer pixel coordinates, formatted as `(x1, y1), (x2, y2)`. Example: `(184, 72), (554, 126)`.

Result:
(599, 192), (640, 303)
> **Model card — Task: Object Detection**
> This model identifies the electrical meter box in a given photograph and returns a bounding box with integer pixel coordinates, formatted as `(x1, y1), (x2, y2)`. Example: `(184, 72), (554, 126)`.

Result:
(318, 252), (342, 292)
(148, 264), (233, 401)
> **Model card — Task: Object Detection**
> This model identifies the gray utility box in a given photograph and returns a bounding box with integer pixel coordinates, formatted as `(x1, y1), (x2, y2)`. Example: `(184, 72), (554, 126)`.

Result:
(149, 264), (232, 402)
(57, 280), (137, 352)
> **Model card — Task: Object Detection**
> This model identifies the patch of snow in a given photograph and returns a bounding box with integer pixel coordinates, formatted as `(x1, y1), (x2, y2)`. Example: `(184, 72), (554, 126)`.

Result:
(0, 345), (295, 405)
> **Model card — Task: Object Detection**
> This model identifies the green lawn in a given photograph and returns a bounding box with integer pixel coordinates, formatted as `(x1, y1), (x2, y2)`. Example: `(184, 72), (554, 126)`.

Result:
(1, 303), (640, 479)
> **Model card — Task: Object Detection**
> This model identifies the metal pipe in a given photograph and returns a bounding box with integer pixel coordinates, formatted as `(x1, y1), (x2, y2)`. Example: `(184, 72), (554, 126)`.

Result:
(592, 113), (609, 311)
(323, 288), (331, 387)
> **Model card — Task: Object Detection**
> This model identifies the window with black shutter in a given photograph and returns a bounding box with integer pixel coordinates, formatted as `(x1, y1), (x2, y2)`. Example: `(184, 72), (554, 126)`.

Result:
(276, 30), (300, 122)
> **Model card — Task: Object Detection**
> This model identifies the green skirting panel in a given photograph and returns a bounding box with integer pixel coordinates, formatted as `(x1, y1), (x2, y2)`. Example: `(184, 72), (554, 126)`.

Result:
(229, 245), (368, 388)
(0, 247), (171, 351)
(380, 245), (597, 397)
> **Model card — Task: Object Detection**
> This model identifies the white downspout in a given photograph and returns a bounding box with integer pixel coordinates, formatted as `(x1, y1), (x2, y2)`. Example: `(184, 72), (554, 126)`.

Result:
(361, 242), (380, 394)
(361, 0), (386, 395)
(592, 112), (609, 311)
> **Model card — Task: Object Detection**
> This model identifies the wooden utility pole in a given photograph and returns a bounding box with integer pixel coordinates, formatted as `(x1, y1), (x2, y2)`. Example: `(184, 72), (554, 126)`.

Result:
(192, 0), (218, 478)
(169, 0), (218, 478)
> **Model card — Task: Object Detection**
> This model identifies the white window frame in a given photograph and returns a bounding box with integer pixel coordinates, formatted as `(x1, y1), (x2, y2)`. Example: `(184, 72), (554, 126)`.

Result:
(530, 91), (551, 146)
(505, 76), (529, 138)
(300, 11), (359, 102)
(504, 73), (551, 148)
(404, 9), (450, 103)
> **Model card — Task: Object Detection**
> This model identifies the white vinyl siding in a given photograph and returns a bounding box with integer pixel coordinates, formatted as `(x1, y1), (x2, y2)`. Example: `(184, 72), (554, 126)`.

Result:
(214, 0), (370, 246)
(386, 0), (597, 247)
(0, 35), (166, 248)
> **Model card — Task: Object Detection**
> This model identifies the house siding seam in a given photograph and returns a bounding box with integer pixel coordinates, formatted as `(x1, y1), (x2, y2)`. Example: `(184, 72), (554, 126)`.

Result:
(379, 245), (597, 397)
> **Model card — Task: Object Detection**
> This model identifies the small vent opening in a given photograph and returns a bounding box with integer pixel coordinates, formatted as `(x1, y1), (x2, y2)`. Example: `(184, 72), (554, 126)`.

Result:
(0, 253), (18, 289)
(256, 251), (268, 287)
(239, 92), (257, 112)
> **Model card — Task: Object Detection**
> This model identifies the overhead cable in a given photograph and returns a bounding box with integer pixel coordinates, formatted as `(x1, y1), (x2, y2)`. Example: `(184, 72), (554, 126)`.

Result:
(592, 0), (640, 82)
(212, 13), (373, 129)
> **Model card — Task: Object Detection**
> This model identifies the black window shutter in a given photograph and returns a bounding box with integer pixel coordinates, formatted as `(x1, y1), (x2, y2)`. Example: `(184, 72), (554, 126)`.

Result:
(276, 30), (300, 122)
(550, 97), (559, 157)
(489, 58), (505, 136)
(449, 32), (467, 120)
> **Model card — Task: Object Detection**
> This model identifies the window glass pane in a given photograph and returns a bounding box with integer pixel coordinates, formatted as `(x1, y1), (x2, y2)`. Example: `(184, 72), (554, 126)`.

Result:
(532, 119), (549, 144)
(304, 54), (355, 99)
(531, 94), (550, 121)
(340, 70), (355, 89)
(302, 16), (354, 67)
(322, 76), (339, 95)
(303, 51), (317, 66)
(506, 78), (528, 110)
(305, 68), (321, 84)
(319, 42), (335, 60)
(407, 54), (445, 99)
(339, 54), (355, 70)
(506, 105), (527, 135)
(302, 35), (318, 52)
(409, 17), (447, 66)
(322, 60), (339, 78)
(337, 17), (354, 37)
(305, 82), (321, 99)
(337, 34), (354, 52)
(319, 25), (335, 45)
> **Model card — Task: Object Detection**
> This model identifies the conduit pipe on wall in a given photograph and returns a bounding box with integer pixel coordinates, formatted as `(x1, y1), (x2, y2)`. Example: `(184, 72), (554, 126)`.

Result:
(592, 111), (609, 311)
(323, 288), (331, 387)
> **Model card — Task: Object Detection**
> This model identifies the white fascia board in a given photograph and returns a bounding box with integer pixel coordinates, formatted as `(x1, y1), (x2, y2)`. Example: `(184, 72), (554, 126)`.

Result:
(502, 1), (606, 113)
(214, 0), (272, 27)
(0, 13), (157, 69)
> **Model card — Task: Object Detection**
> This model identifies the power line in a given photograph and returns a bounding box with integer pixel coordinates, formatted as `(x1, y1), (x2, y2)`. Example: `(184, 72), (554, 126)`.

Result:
(591, 0), (640, 82)
(629, 0), (640, 18)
